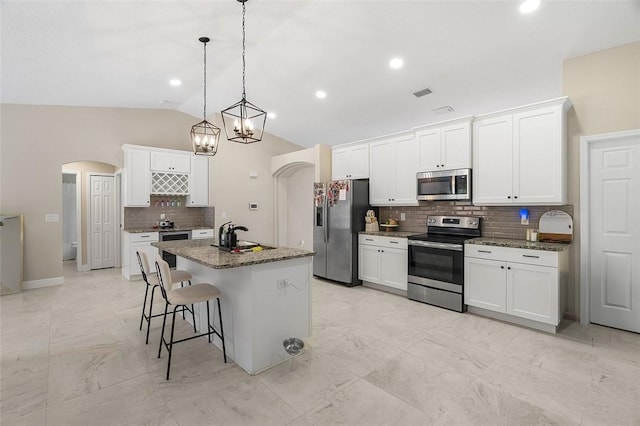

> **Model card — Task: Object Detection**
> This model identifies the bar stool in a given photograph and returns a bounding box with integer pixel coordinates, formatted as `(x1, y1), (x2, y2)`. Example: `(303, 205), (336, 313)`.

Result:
(155, 256), (227, 380)
(136, 250), (196, 344)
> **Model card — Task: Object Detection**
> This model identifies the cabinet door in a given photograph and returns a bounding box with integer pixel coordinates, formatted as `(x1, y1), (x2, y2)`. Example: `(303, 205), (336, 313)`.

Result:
(130, 242), (158, 277)
(507, 262), (559, 325)
(392, 136), (419, 205)
(332, 148), (350, 180)
(369, 141), (394, 205)
(417, 128), (442, 172)
(380, 247), (408, 290)
(358, 244), (381, 283)
(171, 154), (191, 173)
(464, 257), (507, 312)
(513, 106), (564, 204)
(150, 152), (172, 172)
(124, 149), (150, 207)
(473, 115), (514, 205)
(188, 155), (209, 207)
(442, 122), (471, 170)
(349, 144), (370, 179)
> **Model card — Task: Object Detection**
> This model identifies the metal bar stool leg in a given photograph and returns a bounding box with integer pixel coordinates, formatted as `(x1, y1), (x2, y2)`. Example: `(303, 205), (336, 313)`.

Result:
(145, 285), (158, 344)
(158, 301), (169, 358)
(166, 305), (180, 380)
(139, 282), (150, 330)
(206, 300), (212, 343)
(217, 298), (227, 363)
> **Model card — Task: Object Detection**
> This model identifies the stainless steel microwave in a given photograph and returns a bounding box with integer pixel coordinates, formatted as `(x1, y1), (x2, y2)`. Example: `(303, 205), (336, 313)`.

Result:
(416, 168), (471, 201)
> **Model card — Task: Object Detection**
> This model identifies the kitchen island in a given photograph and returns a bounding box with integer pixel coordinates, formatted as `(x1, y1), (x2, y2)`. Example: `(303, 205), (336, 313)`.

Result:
(151, 238), (314, 375)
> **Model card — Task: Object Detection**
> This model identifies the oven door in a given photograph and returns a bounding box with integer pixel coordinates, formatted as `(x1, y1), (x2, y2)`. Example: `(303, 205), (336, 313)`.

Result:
(407, 241), (464, 292)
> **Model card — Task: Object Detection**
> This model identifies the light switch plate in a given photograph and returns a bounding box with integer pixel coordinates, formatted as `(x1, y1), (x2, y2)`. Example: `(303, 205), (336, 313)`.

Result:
(45, 214), (60, 222)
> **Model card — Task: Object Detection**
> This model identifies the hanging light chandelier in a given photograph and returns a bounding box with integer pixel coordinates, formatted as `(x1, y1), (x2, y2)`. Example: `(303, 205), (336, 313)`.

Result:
(191, 36), (221, 156)
(221, 0), (266, 144)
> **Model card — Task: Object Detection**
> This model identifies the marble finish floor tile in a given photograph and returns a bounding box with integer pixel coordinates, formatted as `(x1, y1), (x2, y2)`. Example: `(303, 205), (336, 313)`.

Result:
(366, 349), (477, 423)
(434, 379), (577, 425)
(2, 269), (640, 425)
(257, 350), (359, 414)
(167, 378), (299, 425)
(292, 378), (425, 426)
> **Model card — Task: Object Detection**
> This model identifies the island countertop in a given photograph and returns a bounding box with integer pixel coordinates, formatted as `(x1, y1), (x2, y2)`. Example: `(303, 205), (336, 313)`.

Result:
(151, 238), (315, 269)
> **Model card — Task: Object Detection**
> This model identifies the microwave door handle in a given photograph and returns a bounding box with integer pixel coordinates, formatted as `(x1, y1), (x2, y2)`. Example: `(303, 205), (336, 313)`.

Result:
(451, 175), (456, 195)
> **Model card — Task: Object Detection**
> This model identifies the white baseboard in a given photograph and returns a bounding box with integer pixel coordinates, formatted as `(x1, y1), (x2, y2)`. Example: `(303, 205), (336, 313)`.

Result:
(22, 276), (64, 290)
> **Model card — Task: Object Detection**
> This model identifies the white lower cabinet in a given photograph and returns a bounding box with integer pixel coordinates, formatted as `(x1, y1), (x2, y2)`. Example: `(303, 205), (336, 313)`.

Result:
(122, 231), (159, 280)
(465, 243), (567, 331)
(358, 235), (407, 291)
(191, 228), (214, 239)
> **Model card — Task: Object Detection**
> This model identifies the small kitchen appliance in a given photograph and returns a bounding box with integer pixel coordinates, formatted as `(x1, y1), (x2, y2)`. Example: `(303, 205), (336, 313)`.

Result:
(218, 222), (249, 251)
(416, 168), (471, 201)
(407, 215), (480, 312)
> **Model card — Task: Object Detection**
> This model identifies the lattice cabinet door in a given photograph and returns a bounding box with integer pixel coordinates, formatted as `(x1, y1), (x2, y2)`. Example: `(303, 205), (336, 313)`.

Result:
(151, 172), (190, 195)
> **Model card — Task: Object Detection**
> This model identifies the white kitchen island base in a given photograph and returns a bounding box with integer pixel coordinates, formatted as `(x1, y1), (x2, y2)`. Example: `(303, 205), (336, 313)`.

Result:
(177, 255), (312, 375)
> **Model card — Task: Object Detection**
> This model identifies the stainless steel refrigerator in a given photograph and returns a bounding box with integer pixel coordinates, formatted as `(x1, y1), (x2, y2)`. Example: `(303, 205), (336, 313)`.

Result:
(313, 179), (374, 286)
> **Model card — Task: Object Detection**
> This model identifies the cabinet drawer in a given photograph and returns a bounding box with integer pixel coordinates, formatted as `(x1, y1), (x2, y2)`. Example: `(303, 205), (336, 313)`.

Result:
(191, 229), (213, 239)
(129, 232), (159, 243)
(359, 235), (407, 250)
(466, 244), (558, 267)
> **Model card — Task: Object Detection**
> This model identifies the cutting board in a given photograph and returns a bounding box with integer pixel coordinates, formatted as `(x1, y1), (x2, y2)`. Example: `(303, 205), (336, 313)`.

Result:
(538, 210), (573, 243)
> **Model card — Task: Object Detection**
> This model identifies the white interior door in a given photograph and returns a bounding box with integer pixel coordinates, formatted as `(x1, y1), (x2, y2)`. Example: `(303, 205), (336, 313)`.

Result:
(90, 175), (115, 269)
(588, 132), (640, 333)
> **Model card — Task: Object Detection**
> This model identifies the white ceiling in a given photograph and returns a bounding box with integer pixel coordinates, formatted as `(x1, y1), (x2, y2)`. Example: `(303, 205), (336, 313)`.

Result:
(2, 1), (639, 148)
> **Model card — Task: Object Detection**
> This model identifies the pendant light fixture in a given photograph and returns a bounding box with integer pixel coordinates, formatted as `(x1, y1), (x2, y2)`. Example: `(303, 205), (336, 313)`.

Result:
(191, 37), (221, 156)
(221, 0), (266, 144)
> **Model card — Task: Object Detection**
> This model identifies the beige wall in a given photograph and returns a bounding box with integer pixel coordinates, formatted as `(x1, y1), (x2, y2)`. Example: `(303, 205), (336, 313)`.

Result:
(62, 161), (117, 265)
(563, 41), (640, 318)
(0, 105), (301, 282)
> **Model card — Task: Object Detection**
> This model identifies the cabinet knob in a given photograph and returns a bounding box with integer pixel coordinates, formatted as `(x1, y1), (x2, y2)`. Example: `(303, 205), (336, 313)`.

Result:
(507, 196), (511, 199)
(441, 164), (444, 167)
(500, 266), (505, 269)
(514, 195), (518, 199)
(507, 266), (511, 270)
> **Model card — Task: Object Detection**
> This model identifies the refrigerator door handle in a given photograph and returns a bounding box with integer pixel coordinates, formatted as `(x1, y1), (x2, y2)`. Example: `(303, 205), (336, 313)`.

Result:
(322, 195), (329, 243)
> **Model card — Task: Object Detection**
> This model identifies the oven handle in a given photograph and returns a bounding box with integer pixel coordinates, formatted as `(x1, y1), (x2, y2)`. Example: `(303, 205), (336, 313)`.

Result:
(408, 240), (463, 251)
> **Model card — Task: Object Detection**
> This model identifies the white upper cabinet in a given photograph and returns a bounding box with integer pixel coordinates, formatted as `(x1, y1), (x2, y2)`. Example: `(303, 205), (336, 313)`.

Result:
(123, 148), (151, 207)
(473, 97), (570, 205)
(187, 155), (209, 207)
(150, 151), (191, 173)
(369, 133), (418, 206)
(332, 143), (369, 180)
(416, 119), (472, 172)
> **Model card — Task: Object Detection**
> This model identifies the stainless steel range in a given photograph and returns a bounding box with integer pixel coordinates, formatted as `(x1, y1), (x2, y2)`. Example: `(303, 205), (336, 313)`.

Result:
(407, 215), (480, 312)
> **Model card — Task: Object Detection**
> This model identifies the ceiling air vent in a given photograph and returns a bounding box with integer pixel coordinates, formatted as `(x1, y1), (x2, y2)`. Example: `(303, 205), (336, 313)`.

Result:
(413, 87), (433, 98)
(433, 106), (454, 114)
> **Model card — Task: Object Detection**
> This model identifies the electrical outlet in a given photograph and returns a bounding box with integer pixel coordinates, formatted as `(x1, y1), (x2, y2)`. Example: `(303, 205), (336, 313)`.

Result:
(221, 211), (227, 219)
(400, 213), (406, 221)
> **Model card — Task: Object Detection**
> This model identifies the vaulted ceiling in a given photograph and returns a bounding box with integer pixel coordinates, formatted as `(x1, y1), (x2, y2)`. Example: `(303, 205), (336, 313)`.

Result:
(2, 1), (639, 148)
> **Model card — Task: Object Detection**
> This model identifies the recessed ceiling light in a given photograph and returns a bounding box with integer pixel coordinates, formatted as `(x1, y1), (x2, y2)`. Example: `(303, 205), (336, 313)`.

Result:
(315, 90), (327, 99)
(267, 112), (276, 119)
(519, 0), (541, 14)
(169, 79), (182, 86)
(389, 58), (404, 69)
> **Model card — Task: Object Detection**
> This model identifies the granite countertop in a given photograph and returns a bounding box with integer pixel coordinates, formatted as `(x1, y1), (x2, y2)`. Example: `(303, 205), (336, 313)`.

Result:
(466, 237), (570, 252)
(151, 238), (315, 269)
(359, 231), (419, 238)
(124, 226), (213, 233)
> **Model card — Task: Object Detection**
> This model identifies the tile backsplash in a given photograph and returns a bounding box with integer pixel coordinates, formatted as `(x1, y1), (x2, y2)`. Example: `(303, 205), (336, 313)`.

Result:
(123, 195), (214, 230)
(377, 201), (573, 240)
